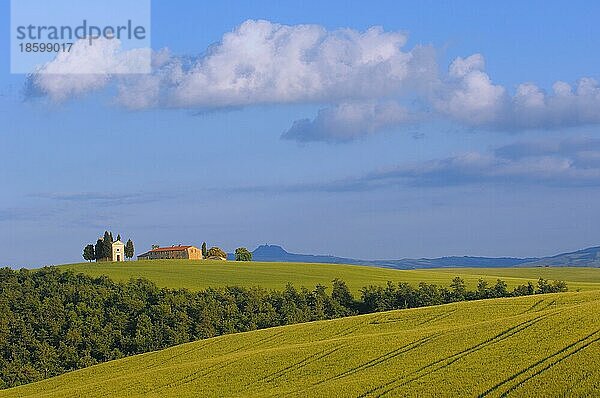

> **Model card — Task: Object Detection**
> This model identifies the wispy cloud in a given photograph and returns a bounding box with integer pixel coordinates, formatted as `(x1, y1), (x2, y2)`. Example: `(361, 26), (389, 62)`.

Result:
(31, 191), (172, 206)
(231, 137), (600, 192)
(372, 137), (600, 187)
(0, 207), (58, 222)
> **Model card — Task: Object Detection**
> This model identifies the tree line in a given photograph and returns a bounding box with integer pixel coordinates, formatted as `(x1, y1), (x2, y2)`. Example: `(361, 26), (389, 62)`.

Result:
(0, 267), (567, 389)
(82, 231), (134, 262)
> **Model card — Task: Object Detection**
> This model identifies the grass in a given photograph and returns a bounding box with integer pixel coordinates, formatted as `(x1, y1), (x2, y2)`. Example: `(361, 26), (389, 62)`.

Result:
(58, 260), (600, 293)
(4, 290), (600, 397)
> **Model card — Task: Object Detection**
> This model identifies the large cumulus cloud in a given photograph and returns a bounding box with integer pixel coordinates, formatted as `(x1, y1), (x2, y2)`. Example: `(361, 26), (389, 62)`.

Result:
(28, 20), (600, 142)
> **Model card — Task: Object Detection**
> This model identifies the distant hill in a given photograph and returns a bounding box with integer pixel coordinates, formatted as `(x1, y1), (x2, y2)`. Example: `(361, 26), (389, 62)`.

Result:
(371, 256), (538, 269)
(242, 244), (599, 269)
(245, 244), (370, 266)
(518, 246), (600, 267)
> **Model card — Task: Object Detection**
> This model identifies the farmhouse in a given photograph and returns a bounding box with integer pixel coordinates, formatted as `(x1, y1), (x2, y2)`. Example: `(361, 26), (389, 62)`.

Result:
(137, 245), (203, 260)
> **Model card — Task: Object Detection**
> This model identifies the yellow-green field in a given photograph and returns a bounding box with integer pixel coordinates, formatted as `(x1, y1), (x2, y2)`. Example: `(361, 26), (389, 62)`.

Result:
(4, 290), (599, 397)
(59, 260), (600, 293)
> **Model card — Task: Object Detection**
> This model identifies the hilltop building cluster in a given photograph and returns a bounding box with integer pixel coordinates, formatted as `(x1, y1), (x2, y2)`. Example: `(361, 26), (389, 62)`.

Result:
(83, 231), (252, 262)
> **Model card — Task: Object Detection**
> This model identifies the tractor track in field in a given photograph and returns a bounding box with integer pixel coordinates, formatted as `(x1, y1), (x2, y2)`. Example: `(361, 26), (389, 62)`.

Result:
(144, 334), (290, 394)
(143, 337), (224, 369)
(521, 299), (545, 314)
(326, 334), (439, 382)
(147, 358), (233, 394)
(369, 309), (457, 327)
(287, 333), (439, 397)
(416, 310), (457, 326)
(356, 313), (555, 397)
(334, 321), (367, 338)
(223, 330), (285, 355)
(249, 345), (343, 386)
(479, 328), (600, 397)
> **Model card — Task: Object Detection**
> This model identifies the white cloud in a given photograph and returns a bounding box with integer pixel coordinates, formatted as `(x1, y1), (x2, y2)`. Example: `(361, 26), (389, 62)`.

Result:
(448, 53), (485, 78)
(115, 74), (161, 109)
(503, 78), (600, 129)
(27, 20), (600, 142)
(168, 20), (435, 108)
(281, 101), (413, 142)
(438, 56), (600, 131)
(32, 38), (151, 102)
(437, 54), (506, 126)
(30, 20), (437, 107)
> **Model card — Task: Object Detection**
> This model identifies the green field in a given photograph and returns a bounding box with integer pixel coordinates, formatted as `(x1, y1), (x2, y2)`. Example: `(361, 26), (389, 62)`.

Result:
(4, 290), (599, 397)
(59, 260), (600, 293)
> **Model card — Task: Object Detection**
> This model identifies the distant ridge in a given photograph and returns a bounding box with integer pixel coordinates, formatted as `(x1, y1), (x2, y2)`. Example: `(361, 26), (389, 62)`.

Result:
(234, 244), (600, 269)
(248, 244), (369, 266)
(518, 246), (600, 267)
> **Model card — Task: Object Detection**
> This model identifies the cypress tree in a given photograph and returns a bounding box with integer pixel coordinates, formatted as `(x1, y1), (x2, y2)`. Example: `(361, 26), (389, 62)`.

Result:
(125, 239), (135, 260)
(103, 231), (113, 260)
(94, 239), (104, 261)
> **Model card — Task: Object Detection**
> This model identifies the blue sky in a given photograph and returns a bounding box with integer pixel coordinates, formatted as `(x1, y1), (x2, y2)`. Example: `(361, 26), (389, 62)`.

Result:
(1, 0), (600, 267)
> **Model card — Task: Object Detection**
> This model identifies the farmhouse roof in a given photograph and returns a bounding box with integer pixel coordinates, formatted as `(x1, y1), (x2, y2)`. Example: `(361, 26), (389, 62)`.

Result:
(150, 245), (193, 252)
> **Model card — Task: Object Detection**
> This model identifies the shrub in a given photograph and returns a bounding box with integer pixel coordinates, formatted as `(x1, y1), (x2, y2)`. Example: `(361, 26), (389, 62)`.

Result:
(207, 247), (227, 259)
(234, 247), (252, 261)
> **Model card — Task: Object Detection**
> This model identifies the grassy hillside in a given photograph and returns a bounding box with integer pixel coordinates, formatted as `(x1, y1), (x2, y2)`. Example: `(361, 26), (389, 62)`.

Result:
(4, 290), (599, 397)
(59, 260), (600, 293)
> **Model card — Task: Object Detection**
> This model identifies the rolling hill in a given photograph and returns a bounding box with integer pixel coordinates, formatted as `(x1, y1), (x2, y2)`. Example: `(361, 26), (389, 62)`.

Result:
(244, 244), (376, 266)
(59, 261), (600, 293)
(247, 244), (538, 268)
(244, 244), (600, 268)
(4, 290), (599, 397)
(518, 246), (600, 267)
